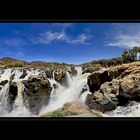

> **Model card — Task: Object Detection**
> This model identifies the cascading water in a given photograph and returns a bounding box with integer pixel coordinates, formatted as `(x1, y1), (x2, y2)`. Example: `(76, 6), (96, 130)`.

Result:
(10, 80), (31, 117)
(103, 101), (140, 117)
(39, 67), (91, 116)
(0, 68), (36, 117)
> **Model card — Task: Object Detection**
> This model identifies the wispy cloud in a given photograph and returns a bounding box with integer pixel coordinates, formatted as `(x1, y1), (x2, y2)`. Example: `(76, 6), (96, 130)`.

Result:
(0, 38), (26, 47)
(107, 34), (140, 49)
(106, 23), (140, 49)
(32, 31), (93, 45)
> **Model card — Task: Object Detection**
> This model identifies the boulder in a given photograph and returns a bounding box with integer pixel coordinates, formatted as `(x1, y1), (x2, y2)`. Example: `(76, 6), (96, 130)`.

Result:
(85, 92), (117, 112)
(22, 77), (52, 114)
(87, 69), (110, 92)
(0, 80), (8, 86)
(20, 69), (27, 79)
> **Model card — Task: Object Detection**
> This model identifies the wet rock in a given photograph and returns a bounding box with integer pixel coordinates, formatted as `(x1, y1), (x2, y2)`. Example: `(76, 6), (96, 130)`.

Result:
(10, 74), (15, 80)
(0, 80), (8, 86)
(45, 69), (53, 79)
(20, 69), (27, 79)
(22, 77), (52, 114)
(85, 92), (117, 112)
(54, 69), (66, 84)
(9, 82), (18, 98)
(7, 81), (18, 111)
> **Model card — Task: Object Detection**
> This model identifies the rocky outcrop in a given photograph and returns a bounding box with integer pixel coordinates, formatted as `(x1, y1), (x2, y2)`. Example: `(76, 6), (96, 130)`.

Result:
(22, 77), (52, 114)
(54, 69), (66, 84)
(86, 61), (140, 112)
(40, 101), (103, 117)
(87, 68), (110, 92)
(7, 81), (18, 111)
(20, 70), (27, 79)
(0, 80), (8, 86)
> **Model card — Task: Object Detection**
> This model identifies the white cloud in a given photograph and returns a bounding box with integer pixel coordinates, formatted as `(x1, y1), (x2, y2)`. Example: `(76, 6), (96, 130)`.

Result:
(72, 33), (92, 44)
(106, 24), (140, 49)
(107, 34), (140, 49)
(33, 31), (93, 45)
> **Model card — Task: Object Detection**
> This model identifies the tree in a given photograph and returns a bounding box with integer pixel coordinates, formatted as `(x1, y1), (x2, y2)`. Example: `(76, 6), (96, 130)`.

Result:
(122, 49), (131, 63)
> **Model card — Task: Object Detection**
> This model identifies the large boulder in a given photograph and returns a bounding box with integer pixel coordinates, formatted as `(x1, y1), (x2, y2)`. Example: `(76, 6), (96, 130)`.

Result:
(22, 77), (52, 114)
(20, 69), (27, 79)
(7, 81), (18, 111)
(87, 68), (110, 92)
(85, 92), (117, 112)
(40, 101), (102, 117)
(54, 69), (66, 84)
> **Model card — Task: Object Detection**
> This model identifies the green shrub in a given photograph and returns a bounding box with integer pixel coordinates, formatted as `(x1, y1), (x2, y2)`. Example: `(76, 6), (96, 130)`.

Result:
(50, 111), (78, 117)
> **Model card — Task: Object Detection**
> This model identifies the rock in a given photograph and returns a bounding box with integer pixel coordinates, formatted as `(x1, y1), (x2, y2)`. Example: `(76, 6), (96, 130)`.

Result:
(10, 74), (15, 80)
(45, 69), (53, 79)
(20, 69), (27, 79)
(85, 92), (117, 112)
(9, 82), (18, 98)
(7, 81), (18, 111)
(0, 80), (8, 86)
(86, 62), (140, 112)
(22, 77), (52, 114)
(40, 101), (102, 117)
(68, 66), (77, 76)
(117, 76), (140, 104)
(54, 69), (66, 84)
(87, 69), (110, 92)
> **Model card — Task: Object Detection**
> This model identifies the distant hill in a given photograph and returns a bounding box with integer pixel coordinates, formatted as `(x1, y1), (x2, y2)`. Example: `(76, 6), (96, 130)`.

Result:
(0, 57), (75, 68)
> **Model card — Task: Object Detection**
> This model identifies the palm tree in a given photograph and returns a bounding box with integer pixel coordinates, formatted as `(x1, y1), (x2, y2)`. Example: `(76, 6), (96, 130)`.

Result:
(122, 49), (131, 63)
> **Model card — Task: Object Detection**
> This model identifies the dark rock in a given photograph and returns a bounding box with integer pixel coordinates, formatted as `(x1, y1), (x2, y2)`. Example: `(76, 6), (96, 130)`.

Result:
(0, 80), (8, 86)
(45, 70), (53, 79)
(10, 74), (15, 80)
(9, 82), (18, 98)
(54, 69), (66, 84)
(7, 82), (18, 111)
(20, 69), (27, 79)
(23, 77), (52, 114)
(85, 93), (117, 112)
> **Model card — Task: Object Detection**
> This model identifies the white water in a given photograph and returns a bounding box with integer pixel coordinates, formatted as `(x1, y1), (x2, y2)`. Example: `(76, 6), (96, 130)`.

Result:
(103, 101), (140, 117)
(39, 67), (91, 116)
(10, 80), (31, 117)
(0, 68), (37, 117)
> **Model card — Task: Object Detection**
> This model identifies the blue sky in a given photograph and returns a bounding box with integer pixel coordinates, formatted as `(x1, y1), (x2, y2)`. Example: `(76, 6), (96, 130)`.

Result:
(0, 23), (140, 64)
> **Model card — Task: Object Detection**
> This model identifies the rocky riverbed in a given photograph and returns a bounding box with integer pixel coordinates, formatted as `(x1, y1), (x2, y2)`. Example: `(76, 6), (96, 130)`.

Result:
(85, 61), (140, 114)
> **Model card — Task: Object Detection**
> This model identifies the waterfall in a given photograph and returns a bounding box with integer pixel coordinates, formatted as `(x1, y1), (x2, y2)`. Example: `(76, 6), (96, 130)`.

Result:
(9, 80), (32, 117)
(14, 80), (24, 110)
(65, 71), (73, 87)
(0, 67), (92, 117)
(0, 82), (10, 114)
(39, 67), (91, 116)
